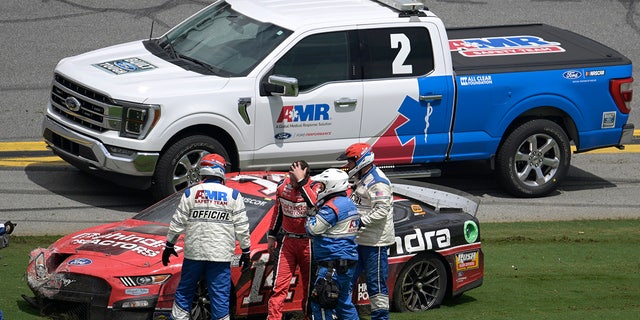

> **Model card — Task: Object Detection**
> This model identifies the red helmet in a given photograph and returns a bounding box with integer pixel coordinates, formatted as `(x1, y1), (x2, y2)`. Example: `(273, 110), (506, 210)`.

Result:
(199, 153), (227, 181)
(336, 143), (374, 177)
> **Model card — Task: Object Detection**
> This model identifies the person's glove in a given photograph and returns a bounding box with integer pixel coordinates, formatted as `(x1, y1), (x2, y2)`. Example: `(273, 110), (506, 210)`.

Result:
(239, 248), (251, 272)
(4, 221), (16, 235)
(162, 242), (178, 266)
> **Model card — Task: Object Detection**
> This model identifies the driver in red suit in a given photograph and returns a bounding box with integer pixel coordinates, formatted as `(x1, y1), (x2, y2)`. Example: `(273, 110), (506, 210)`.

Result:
(267, 160), (319, 320)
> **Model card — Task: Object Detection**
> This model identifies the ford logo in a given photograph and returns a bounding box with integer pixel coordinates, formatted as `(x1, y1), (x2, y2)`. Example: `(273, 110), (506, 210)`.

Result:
(68, 258), (92, 266)
(114, 60), (138, 71)
(64, 96), (82, 112)
(274, 132), (292, 140)
(562, 70), (582, 80)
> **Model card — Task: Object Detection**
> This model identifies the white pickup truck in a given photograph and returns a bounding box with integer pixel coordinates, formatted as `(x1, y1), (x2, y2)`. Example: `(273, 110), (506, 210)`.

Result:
(43, 0), (634, 200)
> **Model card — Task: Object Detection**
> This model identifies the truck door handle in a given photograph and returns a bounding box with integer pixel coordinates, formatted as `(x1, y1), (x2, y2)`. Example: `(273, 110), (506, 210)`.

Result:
(420, 94), (443, 102)
(334, 98), (357, 108)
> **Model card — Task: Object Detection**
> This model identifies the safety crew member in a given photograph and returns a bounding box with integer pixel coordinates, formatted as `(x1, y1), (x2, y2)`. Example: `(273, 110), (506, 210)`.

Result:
(305, 168), (360, 320)
(337, 143), (394, 320)
(162, 153), (251, 320)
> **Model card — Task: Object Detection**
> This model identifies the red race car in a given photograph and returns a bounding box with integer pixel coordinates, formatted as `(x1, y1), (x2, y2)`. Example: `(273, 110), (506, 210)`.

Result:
(24, 171), (483, 320)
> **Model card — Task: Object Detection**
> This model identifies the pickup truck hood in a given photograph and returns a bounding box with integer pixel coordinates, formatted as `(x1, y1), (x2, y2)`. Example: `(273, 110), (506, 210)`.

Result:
(55, 40), (229, 103)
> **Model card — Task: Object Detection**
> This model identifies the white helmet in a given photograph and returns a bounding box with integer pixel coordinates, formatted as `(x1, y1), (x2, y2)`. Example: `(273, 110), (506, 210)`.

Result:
(312, 168), (350, 201)
(199, 153), (226, 181)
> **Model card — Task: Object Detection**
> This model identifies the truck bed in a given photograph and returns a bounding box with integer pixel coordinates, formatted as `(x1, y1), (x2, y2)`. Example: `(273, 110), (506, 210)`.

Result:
(447, 23), (631, 75)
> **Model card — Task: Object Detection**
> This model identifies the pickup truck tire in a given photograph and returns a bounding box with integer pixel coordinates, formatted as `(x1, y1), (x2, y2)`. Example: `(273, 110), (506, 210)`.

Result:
(150, 135), (230, 200)
(392, 253), (447, 312)
(496, 119), (571, 197)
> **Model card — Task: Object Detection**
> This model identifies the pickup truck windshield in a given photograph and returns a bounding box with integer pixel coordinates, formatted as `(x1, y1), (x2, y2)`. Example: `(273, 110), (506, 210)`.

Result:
(159, 3), (292, 76)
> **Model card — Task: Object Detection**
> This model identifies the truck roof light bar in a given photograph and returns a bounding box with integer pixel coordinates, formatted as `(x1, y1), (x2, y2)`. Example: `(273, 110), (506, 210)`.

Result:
(375, 0), (427, 12)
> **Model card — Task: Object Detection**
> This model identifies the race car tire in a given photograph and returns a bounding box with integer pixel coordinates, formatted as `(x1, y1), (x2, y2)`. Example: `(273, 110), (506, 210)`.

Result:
(392, 253), (447, 312)
(150, 135), (230, 200)
(495, 119), (571, 198)
(191, 279), (212, 320)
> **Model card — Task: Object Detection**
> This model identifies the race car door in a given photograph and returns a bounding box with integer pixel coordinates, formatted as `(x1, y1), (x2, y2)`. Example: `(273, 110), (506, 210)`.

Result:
(359, 25), (454, 166)
(252, 30), (363, 169)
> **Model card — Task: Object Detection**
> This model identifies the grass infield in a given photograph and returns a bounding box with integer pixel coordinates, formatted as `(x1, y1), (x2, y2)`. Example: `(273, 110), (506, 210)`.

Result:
(0, 220), (638, 319)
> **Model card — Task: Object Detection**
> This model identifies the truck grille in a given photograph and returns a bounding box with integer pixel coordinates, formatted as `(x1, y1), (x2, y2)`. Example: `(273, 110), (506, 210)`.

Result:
(50, 74), (121, 133)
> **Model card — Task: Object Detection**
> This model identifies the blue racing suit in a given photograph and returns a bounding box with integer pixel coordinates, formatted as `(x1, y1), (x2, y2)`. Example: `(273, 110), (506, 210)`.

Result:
(350, 166), (394, 320)
(306, 192), (359, 320)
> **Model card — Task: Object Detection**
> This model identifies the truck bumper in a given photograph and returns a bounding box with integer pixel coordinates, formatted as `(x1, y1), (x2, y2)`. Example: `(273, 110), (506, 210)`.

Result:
(42, 116), (159, 189)
(619, 123), (635, 145)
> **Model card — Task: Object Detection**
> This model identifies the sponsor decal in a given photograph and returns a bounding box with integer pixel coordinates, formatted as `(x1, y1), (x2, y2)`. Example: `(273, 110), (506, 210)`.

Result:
(68, 258), (92, 266)
(410, 204), (425, 215)
(276, 104), (330, 123)
(72, 232), (170, 257)
(449, 35), (565, 57)
(125, 288), (150, 296)
(455, 250), (480, 271)
(393, 228), (451, 254)
(459, 75), (493, 86)
(194, 189), (228, 205)
(275, 104), (333, 135)
(274, 132), (292, 140)
(356, 282), (370, 302)
(93, 57), (156, 75)
(562, 70), (583, 80)
(585, 70), (605, 77)
(602, 111), (616, 128)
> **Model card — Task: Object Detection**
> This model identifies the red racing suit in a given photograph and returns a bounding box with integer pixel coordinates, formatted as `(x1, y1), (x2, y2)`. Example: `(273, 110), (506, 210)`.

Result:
(267, 176), (318, 320)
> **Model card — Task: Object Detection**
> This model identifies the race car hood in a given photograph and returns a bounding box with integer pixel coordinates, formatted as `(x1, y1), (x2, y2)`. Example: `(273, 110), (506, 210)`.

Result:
(42, 219), (177, 268)
(54, 40), (230, 103)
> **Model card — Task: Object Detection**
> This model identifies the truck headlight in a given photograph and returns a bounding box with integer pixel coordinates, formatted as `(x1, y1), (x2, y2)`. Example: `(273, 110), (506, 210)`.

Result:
(110, 100), (161, 139)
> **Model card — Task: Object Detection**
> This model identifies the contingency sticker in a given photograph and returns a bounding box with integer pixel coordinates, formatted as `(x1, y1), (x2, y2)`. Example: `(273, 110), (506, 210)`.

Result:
(602, 111), (616, 128)
(94, 57), (156, 75)
(455, 250), (479, 271)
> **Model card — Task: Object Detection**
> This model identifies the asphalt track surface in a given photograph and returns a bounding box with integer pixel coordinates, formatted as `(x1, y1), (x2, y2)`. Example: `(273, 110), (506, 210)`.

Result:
(1, 0), (640, 235)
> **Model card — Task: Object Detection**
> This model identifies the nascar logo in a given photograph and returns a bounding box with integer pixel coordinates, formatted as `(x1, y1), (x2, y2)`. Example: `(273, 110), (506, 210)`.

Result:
(449, 35), (565, 57)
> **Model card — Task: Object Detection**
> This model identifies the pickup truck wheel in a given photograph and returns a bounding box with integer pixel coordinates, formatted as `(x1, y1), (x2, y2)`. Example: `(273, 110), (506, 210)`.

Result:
(496, 119), (571, 197)
(151, 135), (229, 200)
(392, 253), (447, 312)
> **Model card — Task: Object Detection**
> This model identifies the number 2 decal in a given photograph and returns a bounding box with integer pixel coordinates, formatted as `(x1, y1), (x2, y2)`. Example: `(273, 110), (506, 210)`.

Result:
(390, 33), (413, 75)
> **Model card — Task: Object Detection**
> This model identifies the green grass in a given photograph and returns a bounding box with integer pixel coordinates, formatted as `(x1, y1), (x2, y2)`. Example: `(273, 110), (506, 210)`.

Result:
(1, 220), (639, 319)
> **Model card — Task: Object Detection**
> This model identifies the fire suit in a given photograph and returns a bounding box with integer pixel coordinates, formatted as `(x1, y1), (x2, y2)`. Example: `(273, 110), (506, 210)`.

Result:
(166, 179), (251, 320)
(267, 176), (318, 320)
(350, 165), (394, 320)
(306, 193), (359, 320)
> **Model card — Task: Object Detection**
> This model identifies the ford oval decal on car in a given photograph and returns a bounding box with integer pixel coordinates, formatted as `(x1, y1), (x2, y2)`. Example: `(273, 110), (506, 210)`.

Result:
(563, 70), (582, 79)
(68, 258), (92, 266)
(274, 132), (292, 140)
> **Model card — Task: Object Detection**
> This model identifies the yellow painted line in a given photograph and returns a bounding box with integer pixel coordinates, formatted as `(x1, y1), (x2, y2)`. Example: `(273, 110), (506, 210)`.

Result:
(0, 156), (66, 167)
(572, 144), (640, 154)
(0, 141), (49, 152)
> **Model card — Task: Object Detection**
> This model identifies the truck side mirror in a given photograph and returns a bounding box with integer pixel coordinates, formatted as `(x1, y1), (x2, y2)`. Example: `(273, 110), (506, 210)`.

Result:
(266, 75), (299, 97)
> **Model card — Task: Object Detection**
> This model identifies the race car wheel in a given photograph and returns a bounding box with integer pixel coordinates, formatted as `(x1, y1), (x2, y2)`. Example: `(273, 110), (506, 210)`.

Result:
(150, 135), (229, 200)
(495, 119), (571, 197)
(392, 253), (447, 312)
(191, 279), (212, 320)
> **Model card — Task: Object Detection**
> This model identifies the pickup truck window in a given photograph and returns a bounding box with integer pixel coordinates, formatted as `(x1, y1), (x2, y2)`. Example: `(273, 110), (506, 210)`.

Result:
(273, 31), (351, 92)
(162, 2), (292, 77)
(360, 27), (434, 79)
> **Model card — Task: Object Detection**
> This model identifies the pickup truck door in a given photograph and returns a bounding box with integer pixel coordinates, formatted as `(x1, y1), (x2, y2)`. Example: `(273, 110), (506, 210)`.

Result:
(253, 30), (363, 169)
(359, 25), (454, 166)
